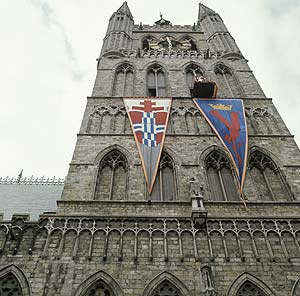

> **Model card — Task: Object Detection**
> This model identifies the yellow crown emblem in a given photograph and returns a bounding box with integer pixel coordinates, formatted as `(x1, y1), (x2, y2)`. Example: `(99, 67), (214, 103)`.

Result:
(208, 104), (232, 111)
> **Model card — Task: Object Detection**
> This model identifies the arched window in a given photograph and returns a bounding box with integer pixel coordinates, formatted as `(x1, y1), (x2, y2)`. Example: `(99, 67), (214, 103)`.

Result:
(95, 150), (128, 200)
(151, 281), (181, 296)
(112, 63), (134, 96)
(147, 64), (166, 96)
(237, 281), (267, 296)
(150, 152), (177, 201)
(84, 280), (114, 296)
(205, 150), (239, 201)
(215, 64), (242, 97)
(249, 151), (291, 201)
(185, 64), (204, 97)
(0, 273), (22, 296)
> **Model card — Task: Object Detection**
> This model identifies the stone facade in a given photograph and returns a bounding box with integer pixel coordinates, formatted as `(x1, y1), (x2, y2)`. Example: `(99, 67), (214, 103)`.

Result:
(1, 2), (300, 296)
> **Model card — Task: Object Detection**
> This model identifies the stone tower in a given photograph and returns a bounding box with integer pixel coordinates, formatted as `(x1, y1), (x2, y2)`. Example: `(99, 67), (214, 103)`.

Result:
(1, 2), (300, 296)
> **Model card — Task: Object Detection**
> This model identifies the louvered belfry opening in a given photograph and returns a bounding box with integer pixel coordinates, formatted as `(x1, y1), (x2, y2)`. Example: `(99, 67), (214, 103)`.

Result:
(185, 64), (204, 97)
(112, 63), (134, 96)
(249, 150), (289, 201)
(205, 150), (239, 201)
(95, 149), (128, 200)
(150, 152), (177, 201)
(147, 64), (166, 96)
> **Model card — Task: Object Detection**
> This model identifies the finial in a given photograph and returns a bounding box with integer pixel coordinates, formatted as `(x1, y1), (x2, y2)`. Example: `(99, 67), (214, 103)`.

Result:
(160, 12), (163, 20)
(17, 169), (23, 183)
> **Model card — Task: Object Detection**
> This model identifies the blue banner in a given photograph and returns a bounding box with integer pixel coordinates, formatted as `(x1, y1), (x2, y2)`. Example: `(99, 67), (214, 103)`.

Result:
(194, 99), (248, 192)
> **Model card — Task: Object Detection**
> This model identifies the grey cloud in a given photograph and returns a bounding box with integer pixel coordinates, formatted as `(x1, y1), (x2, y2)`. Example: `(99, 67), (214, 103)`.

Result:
(30, 0), (80, 78)
(266, 0), (300, 16)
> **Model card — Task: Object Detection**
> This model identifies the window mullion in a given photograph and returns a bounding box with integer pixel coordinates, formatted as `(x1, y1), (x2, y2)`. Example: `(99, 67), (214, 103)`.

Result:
(155, 70), (159, 96)
(109, 166), (115, 200)
(218, 169), (228, 201)
(159, 169), (163, 201)
(122, 70), (127, 96)
(222, 72), (234, 97)
(261, 169), (275, 201)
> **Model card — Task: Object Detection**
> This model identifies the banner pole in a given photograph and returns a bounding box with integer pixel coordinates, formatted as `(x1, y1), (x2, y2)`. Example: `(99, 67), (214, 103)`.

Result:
(239, 189), (248, 209)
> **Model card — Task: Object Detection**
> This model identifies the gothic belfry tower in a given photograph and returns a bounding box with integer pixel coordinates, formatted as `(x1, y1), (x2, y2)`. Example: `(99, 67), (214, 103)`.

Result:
(1, 2), (300, 296)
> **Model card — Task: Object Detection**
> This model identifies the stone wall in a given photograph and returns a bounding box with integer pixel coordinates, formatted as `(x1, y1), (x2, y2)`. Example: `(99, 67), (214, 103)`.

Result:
(1, 216), (300, 295)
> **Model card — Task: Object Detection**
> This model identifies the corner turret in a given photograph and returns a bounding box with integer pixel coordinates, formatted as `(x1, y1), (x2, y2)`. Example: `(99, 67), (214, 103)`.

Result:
(198, 3), (240, 54)
(101, 2), (134, 55)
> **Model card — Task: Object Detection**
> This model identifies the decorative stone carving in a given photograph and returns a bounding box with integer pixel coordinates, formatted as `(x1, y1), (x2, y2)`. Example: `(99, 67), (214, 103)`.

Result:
(1, 217), (300, 262)
(85, 281), (113, 296)
(87, 105), (128, 133)
(152, 281), (180, 296)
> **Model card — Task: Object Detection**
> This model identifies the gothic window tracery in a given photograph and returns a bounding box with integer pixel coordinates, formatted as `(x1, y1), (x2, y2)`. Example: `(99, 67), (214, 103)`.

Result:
(215, 64), (242, 97)
(185, 64), (204, 97)
(84, 281), (114, 296)
(236, 281), (267, 296)
(205, 150), (239, 201)
(244, 107), (279, 135)
(112, 63), (134, 96)
(151, 281), (181, 296)
(150, 152), (177, 201)
(95, 150), (128, 200)
(86, 105), (128, 134)
(249, 151), (291, 201)
(0, 273), (22, 296)
(147, 64), (166, 96)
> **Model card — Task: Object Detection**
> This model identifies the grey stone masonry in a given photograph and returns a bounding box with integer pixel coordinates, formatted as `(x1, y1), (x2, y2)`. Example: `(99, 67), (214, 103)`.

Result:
(1, 2), (300, 296)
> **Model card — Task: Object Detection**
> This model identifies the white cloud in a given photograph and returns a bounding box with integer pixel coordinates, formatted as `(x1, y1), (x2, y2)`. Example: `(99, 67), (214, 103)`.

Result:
(0, 0), (299, 178)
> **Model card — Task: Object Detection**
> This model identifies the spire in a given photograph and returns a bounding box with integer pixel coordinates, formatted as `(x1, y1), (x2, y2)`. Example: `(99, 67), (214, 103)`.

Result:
(116, 1), (133, 20)
(198, 3), (216, 21)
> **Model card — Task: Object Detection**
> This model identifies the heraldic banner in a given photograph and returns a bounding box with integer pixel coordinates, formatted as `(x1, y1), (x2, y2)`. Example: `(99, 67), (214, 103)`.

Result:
(124, 97), (172, 193)
(194, 99), (248, 194)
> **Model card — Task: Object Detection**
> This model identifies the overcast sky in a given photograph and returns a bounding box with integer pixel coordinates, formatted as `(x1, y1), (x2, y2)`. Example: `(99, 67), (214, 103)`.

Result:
(0, 0), (299, 178)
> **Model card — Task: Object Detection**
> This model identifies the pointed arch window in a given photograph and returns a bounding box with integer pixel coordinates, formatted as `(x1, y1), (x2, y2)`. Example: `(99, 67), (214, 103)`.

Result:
(147, 64), (166, 96)
(249, 151), (291, 201)
(0, 273), (22, 296)
(112, 63), (134, 96)
(237, 281), (267, 296)
(151, 281), (181, 296)
(215, 64), (242, 98)
(150, 152), (177, 201)
(205, 150), (239, 201)
(95, 150), (128, 200)
(185, 64), (204, 97)
(84, 280), (115, 296)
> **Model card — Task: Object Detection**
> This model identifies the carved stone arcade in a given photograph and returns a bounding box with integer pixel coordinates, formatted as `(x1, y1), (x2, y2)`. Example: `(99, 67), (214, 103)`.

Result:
(1, 217), (300, 263)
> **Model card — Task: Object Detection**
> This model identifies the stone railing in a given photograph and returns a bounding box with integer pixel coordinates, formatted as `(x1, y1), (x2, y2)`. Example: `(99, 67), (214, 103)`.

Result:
(133, 24), (197, 31)
(0, 176), (65, 185)
(119, 49), (223, 59)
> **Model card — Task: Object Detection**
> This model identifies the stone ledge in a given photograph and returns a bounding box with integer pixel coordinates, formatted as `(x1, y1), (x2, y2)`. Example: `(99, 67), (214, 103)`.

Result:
(56, 200), (300, 218)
